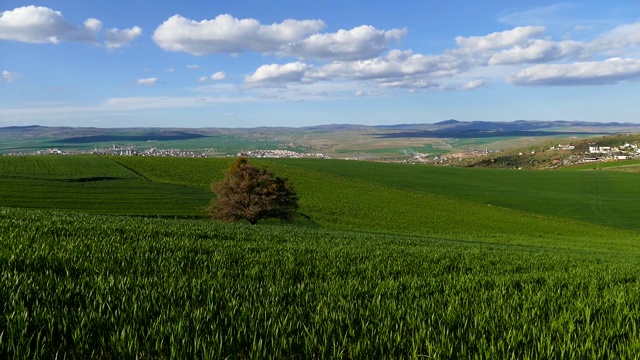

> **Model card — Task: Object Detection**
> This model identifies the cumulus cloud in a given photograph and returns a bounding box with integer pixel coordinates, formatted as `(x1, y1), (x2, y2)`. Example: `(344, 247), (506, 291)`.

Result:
(153, 14), (325, 55)
(462, 79), (486, 90)
(245, 62), (310, 83)
(137, 77), (159, 85)
(152, 13), (410, 62)
(196, 72), (226, 82)
(508, 58), (640, 86)
(105, 26), (142, 49)
(241, 48), (473, 89)
(2, 70), (19, 82)
(488, 39), (585, 65)
(234, 17), (640, 91)
(313, 50), (468, 84)
(0, 6), (101, 44)
(211, 71), (226, 80)
(281, 25), (407, 61)
(456, 26), (545, 53)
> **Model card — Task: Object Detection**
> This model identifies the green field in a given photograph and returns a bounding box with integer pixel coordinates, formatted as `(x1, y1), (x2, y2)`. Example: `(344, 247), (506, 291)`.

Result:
(0, 156), (210, 216)
(565, 159), (640, 171)
(2, 155), (640, 357)
(274, 159), (640, 232)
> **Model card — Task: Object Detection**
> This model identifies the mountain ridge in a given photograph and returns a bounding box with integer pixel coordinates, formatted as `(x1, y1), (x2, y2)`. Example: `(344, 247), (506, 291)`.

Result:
(3, 119), (640, 133)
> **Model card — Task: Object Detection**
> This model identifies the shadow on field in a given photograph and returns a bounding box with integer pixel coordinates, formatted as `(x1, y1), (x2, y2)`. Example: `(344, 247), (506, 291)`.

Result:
(61, 176), (123, 182)
(374, 130), (601, 139)
(54, 132), (212, 144)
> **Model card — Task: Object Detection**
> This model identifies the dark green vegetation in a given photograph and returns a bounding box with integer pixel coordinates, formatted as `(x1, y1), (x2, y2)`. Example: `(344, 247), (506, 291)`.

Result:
(208, 158), (299, 224)
(2, 155), (640, 357)
(52, 131), (209, 144)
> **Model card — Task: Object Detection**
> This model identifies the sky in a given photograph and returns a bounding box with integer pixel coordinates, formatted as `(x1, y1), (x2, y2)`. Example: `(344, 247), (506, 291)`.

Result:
(1, 1), (640, 128)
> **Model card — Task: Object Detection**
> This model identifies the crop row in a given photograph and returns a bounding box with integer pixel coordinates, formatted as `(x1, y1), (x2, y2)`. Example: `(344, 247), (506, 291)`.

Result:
(275, 158), (640, 232)
(2, 208), (640, 358)
(0, 177), (210, 216)
(109, 156), (230, 189)
(109, 156), (640, 251)
(3, 155), (640, 249)
(0, 155), (139, 181)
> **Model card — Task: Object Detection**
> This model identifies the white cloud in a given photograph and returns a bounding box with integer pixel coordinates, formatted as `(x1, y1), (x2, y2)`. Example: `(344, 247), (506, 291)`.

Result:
(242, 80), (370, 100)
(187, 65), (201, 69)
(240, 48), (473, 89)
(488, 39), (585, 65)
(355, 90), (383, 97)
(2, 70), (19, 82)
(591, 22), (640, 55)
(377, 78), (437, 89)
(456, 26), (546, 53)
(153, 14), (325, 55)
(234, 18), (640, 91)
(137, 77), (159, 85)
(313, 50), (467, 84)
(0, 6), (100, 44)
(281, 25), (407, 61)
(84, 18), (102, 33)
(240, 47), (473, 89)
(211, 71), (226, 80)
(196, 72), (226, 82)
(509, 57), (640, 86)
(164, 68), (175, 73)
(152, 14), (410, 62)
(462, 79), (486, 90)
(105, 26), (142, 49)
(245, 62), (310, 83)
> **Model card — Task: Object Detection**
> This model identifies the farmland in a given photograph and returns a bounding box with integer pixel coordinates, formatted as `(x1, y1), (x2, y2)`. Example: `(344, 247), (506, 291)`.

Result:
(2, 155), (640, 357)
(4, 121), (639, 160)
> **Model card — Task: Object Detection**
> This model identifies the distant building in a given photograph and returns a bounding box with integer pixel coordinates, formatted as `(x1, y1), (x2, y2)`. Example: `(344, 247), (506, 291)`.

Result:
(589, 145), (611, 154)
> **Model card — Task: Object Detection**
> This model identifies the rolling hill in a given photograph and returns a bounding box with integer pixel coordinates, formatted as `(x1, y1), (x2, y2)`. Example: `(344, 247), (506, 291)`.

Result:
(2, 155), (640, 357)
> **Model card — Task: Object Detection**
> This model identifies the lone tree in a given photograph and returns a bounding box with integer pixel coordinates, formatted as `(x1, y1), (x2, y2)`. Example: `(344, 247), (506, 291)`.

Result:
(208, 158), (299, 224)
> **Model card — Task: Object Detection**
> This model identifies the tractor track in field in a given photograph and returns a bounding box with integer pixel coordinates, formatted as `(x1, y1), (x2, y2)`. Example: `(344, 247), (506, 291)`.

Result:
(103, 157), (150, 181)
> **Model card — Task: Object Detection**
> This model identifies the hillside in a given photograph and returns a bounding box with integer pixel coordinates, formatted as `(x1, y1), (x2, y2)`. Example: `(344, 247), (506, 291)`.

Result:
(1, 155), (639, 249)
(2, 155), (640, 357)
(3, 120), (640, 160)
(457, 134), (640, 169)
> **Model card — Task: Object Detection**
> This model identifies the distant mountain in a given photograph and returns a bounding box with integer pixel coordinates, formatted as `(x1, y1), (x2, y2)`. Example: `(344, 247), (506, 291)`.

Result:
(414, 120), (638, 131)
(299, 124), (374, 132)
(367, 120), (640, 139)
(3, 120), (640, 137)
(0, 125), (48, 133)
(3, 120), (640, 156)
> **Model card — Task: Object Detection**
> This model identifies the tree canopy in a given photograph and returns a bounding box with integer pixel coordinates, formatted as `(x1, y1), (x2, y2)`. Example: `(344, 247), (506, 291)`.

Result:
(208, 158), (299, 224)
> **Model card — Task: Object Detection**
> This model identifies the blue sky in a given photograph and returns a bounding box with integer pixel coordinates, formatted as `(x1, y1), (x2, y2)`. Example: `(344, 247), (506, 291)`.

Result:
(1, 1), (639, 128)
